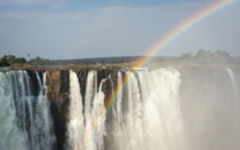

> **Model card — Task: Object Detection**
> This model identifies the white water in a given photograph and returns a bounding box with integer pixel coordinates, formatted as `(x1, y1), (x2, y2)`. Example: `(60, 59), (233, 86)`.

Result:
(33, 72), (56, 150)
(67, 67), (240, 150)
(67, 70), (106, 150)
(67, 71), (84, 150)
(226, 68), (240, 141)
(88, 80), (105, 150)
(0, 71), (55, 150)
(85, 71), (97, 123)
(226, 68), (240, 101)
(1, 67), (240, 150)
(104, 68), (184, 150)
(0, 71), (26, 150)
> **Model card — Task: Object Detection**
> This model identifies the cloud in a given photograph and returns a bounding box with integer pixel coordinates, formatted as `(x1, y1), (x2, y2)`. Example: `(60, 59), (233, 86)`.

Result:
(0, 0), (50, 7)
(50, 0), (68, 10)
(0, 1), (239, 59)
(9, 0), (49, 5)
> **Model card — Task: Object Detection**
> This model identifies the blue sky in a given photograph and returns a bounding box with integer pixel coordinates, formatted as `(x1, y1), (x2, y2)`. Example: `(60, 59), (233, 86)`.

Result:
(0, 0), (239, 59)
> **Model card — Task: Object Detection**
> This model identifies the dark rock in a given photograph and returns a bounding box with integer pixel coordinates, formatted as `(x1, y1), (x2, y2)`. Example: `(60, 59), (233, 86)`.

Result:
(97, 69), (111, 92)
(76, 69), (89, 108)
(46, 70), (70, 150)
(26, 70), (41, 96)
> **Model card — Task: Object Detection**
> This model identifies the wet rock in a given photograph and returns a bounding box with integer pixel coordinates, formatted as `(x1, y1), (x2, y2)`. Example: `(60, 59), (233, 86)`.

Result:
(46, 70), (70, 150)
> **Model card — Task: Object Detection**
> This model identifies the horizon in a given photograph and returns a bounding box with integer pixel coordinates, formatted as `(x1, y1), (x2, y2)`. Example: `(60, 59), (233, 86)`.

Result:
(3, 49), (238, 61)
(2, 48), (239, 61)
(0, 0), (239, 59)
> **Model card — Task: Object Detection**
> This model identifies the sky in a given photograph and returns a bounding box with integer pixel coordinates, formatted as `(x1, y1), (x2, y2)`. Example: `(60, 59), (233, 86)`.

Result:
(0, 0), (239, 60)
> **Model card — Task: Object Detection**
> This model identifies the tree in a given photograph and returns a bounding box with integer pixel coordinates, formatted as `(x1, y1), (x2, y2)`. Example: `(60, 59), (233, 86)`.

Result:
(0, 55), (27, 66)
(195, 49), (214, 64)
(0, 55), (10, 66)
(8, 55), (16, 65)
(214, 50), (231, 63)
(14, 57), (27, 64)
(28, 56), (52, 66)
(180, 52), (193, 62)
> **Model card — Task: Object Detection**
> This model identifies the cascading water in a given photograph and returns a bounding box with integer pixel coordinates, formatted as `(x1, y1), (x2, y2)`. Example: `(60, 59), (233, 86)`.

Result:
(1, 67), (240, 150)
(0, 71), (26, 150)
(0, 70), (55, 150)
(226, 68), (240, 100)
(66, 70), (106, 150)
(66, 70), (84, 150)
(103, 68), (184, 150)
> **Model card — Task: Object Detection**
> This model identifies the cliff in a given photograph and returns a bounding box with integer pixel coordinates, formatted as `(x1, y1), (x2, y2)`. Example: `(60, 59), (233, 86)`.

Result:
(43, 68), (115, 150)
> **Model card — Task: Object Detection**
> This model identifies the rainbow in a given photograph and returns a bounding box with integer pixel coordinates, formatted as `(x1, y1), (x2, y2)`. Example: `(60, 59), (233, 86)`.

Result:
(86, 0), (237, 144)
(104, 0), (237, 116)
(133, 0), (237, 67)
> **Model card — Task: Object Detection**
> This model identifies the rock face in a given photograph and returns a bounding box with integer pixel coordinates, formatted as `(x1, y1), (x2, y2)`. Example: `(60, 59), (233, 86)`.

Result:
(44, 68), (116, 150)
(26, 70), (42, 96)
(46, 70), (70, 150)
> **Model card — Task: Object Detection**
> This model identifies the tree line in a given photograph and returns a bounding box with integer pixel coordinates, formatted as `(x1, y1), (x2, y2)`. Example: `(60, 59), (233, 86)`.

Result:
(0, 55), (26, 66)
(179, 49), (240, 64)
(0, 55), (51, 67)
(0, 50), (239, 67)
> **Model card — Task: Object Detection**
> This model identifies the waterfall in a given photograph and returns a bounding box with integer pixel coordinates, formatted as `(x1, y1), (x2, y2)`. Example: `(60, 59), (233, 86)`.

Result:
(226, 68), (240, 141)
(88, 79), (105, 150)
(66, 70), (84, 150)
(85, 71), (97, 123)
(1, 67), (240, 150)
(139, 68), (184, 150)
(226, 68), (240, 100)
(103, 68), (184, 150)
(67, 70), (106, 150)
(0, 71), (55, 150)
(0, 71), (26, 150)
(34, 71), (56, 150)
(84, 72), (106, 150)
(28, 71), (56, 150)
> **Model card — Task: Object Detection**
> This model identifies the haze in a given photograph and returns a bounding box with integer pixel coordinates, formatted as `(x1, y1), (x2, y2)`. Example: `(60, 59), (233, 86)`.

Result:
(0, 0), (239, 59)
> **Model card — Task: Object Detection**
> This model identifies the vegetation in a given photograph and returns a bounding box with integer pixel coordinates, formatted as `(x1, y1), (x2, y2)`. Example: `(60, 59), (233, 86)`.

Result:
(180, 49), (232, 64)
(0, 55), (26, 67)
(151, 49), (240, 66)
(28, 56), (51, 66)
(0, 55), (51, 67)
(0, 49), (239, 68)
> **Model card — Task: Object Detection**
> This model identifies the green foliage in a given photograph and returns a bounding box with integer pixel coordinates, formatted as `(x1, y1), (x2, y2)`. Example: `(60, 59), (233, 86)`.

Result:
(0, 55), (27, 66)
(27, 56), (51, 66)
(0, 55), (10, 66)
(0, 54), (53, 67)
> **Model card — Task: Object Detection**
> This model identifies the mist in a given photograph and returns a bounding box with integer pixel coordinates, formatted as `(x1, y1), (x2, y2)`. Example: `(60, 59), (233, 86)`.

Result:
(178, 66), (240, 150)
